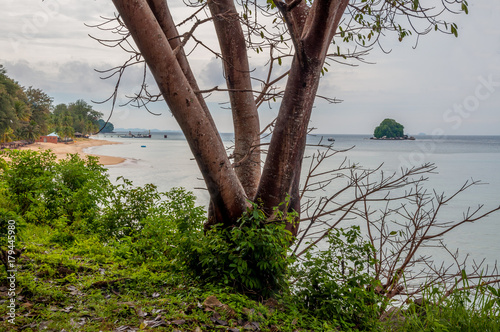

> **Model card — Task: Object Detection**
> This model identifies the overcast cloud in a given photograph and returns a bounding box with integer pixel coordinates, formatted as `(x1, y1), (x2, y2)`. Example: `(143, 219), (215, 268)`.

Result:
(1, 0), (499, 135)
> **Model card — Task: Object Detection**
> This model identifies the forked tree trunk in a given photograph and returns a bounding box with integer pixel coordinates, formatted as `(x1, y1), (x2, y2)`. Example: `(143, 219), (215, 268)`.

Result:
(112, 0), (348, 231)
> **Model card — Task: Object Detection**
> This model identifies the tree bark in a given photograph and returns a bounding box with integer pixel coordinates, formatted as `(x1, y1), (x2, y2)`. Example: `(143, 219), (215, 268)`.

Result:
(255, 0), (349, 218)
(208, 0), (261, 199)
(147, 0), (228, 226)
(147, 0), (220, 137)
(112, 0), (249, 223)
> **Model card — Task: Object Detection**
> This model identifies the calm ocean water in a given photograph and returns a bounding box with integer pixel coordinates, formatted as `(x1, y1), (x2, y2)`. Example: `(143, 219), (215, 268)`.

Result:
(87, 133), (500, 267)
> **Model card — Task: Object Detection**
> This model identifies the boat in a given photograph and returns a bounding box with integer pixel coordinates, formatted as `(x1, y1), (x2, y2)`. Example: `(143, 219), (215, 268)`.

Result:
(327, 137), (335, 142)
(120, 130), (152, 138)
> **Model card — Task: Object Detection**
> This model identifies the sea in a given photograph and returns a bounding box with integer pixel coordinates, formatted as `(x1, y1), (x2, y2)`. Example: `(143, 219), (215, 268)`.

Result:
(87, 132), (500, 271)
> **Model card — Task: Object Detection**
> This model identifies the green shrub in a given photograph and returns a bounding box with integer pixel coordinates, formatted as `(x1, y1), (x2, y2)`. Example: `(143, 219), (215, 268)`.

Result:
(111, 187), (206, 266)
(101, 187), (295, 298)
(292, 225), (383, 330)
(0, 149), (56, 222)
(90, 177), (162, 238)
(0, 150), (111, 227)
(47, 154), (111, 227)
(174, 200), (295, 297)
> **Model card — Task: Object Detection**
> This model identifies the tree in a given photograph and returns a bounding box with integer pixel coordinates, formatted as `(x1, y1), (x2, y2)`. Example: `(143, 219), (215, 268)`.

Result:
(19, 121), (39, 143)
(25, 87), (52, 137)
(0, 65), (54, 142)
(99, 1), (470, 231)
(67, 100), (102, 135)
(14, 100), (33, 141)
(0, 65), (26, 141)
(1, 127), (15, 143)
(59, 109), (75, 139)
(373, 118), (404, 138)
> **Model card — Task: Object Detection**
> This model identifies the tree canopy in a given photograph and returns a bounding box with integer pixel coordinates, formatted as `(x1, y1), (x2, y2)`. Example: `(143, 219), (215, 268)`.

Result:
(0, 65), (51, 143)
(374, 118), (405, 138)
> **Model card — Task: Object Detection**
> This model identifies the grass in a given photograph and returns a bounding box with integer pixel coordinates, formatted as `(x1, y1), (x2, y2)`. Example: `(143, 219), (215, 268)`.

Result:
(402, 288), (499, 331)
(0, 223), (335, 331)
(1, 222), (499, 331)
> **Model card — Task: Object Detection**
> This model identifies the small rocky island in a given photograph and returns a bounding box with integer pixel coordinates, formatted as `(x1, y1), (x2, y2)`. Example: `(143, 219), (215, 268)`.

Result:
(370, 118), (415, 140)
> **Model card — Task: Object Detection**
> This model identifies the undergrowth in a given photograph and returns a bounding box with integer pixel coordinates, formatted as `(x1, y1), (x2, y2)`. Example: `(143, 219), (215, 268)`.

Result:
(0, 149), (499, 331)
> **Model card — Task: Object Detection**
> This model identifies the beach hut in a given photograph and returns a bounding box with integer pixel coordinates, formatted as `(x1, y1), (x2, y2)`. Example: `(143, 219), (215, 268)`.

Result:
(36, 132), (59, 144)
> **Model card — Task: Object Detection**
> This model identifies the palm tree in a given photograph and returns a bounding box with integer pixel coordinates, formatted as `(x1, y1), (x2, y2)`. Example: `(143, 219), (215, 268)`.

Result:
(21, 122), (39, 143)
(1, 126), (15, 143)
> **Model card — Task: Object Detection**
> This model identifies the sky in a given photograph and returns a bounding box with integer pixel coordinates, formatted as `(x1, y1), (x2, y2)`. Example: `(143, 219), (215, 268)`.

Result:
(1, 0), (499, 136)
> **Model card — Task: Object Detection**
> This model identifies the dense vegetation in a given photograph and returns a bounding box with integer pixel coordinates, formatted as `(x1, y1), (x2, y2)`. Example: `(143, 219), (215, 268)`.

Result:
(1, 149), (499, 331)
(52, 100), (103, 138)
(0, 65), (51, 143)
(0, 65), (113, 142)
(373, 118), (405, 138)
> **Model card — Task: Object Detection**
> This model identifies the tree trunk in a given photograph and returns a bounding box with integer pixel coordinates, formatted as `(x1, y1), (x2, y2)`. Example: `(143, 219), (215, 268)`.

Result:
(208, 0), (261, 199)
(255, 0), (349, 224)
(255, 54), (320, 212)
(112, 0), (348, 231)
(112, 0), (249, 223)
(147, 0), (220, 137)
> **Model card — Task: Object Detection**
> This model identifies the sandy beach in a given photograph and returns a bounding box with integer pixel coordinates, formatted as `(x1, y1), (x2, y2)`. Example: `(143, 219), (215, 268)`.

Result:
(18, 138), (125, 165)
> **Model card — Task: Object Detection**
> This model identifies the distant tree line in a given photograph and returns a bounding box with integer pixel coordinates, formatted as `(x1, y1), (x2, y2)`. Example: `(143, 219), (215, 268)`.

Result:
(0, 64), (114, 143)
(52, 100), (103, 139)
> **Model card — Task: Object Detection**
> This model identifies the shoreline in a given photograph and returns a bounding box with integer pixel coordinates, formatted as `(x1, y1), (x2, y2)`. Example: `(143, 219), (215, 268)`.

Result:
(17, 138), (125, 165)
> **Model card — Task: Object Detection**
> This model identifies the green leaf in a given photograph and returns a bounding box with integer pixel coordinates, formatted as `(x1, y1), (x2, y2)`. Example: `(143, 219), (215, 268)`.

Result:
(461, 2), (469, 14)
(412, 0), (419, 11)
